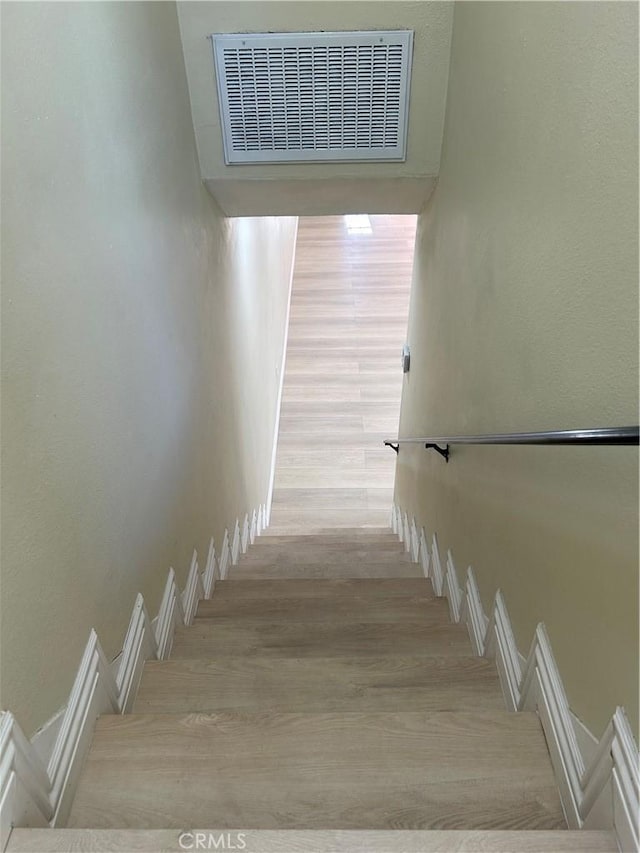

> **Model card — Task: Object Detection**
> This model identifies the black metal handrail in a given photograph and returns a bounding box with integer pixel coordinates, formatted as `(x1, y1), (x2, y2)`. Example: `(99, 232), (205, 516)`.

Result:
(384, 426), (639, 462)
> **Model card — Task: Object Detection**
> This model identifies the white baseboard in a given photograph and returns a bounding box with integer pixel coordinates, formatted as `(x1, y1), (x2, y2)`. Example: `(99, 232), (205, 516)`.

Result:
(393, 501), (639, 852)
(0, 714), (52, 850)
(231, 520), (241, 566)
(444, 550), (463, 624)
(219, 529), (231, 580)
(486, 590), (523, 713)
(402, 513), (411, 552)
(202, 538), (217, 600)
(181, 552), (204, 628)
(116, 594), (155, 714)
(0, 503), (264, 848)
(429, 533), (444, 596)
(464, 566), (489, 658)
(47, 631), (120, 828)
(419, 528), (430, 578)
(30, 712), (64, 771)
(241, 514), (250, 555)
(391, 503), (399, 534)
(410, 518), (420, 562)
(153, 568), (184, 661)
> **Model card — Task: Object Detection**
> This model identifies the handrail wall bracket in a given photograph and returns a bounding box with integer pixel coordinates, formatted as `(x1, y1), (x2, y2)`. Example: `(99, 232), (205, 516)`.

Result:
(425, 442), (450, 462)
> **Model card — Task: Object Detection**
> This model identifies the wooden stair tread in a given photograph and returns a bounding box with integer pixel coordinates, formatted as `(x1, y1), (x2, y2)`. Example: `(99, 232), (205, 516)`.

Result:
(195, 590), (442, 623)
(257, 533), (399, 545)
(7, 829), (618, 852)
(229, 561), (422, 579)
(264, 523), (397, 535)
(68, 711), (565, 830)
(239, 546), (410, 565)
(170, 621), (472, 658)
(263, 526), (395, 537)
(211, 578), (433, 600)
(134, 655), (504, 714)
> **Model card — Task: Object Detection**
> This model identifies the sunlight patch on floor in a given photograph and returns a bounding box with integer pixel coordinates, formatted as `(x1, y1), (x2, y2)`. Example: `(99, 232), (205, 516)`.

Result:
(344, 214), (373, 235)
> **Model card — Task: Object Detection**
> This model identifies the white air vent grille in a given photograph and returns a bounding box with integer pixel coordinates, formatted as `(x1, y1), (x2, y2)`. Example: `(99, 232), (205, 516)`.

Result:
(212, 31), (413, 164)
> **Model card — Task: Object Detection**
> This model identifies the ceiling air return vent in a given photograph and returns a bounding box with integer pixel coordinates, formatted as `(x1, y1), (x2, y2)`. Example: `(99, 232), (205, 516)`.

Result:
(211, 30), (413, 164)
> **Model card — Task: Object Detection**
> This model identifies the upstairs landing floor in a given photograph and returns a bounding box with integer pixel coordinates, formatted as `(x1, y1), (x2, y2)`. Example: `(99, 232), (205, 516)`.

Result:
(269, 214), (417, 533)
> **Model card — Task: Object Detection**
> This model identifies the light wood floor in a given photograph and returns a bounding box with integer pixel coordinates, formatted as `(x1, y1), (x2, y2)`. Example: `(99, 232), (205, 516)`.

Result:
(268, 215), (416, 533)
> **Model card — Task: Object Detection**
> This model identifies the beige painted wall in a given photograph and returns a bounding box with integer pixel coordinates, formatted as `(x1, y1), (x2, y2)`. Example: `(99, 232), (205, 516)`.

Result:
(1, 1), (297, 736)
(177, 1), (453, 215)
(395, 1), (639, 737)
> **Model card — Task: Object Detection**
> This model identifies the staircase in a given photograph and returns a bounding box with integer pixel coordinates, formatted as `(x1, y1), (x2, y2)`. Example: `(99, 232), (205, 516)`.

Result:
(8, 529), (617, 851)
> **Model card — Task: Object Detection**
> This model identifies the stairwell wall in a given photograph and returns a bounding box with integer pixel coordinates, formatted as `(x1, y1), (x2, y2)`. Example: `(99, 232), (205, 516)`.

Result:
(1, 1), (297, 736)
(394, 1), (639, 736)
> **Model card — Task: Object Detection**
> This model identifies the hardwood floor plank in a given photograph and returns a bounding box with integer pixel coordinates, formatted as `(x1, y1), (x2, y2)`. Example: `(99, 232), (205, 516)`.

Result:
(263, 512), (393, 532)
(274, 469), (396, 489)
(280, 402), (400, 417)
(274, 448), (367, 466)
(270, 488), (394, 508)
(271, 489), (370, 510)
(276, 434), (390, 450)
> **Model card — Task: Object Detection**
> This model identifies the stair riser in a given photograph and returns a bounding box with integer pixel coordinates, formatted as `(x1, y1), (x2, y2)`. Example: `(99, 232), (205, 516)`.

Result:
(240, 549), (409, 565)
(257, 534), (399, 544)
(195, 598), (445, 624)
(230, 563), (422, 579)
(170, 623), (474, 659)
(134, 657), (504, 715)
(263, 523), (394, 535)
(210, 579), (432, 601)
